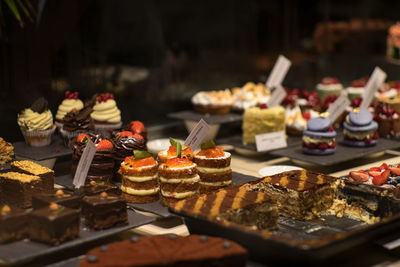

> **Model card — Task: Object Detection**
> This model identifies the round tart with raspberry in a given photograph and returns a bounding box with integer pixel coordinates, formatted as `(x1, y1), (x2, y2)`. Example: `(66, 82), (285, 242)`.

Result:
(119, 151), (159, 204)
(302, 115), (336, 155)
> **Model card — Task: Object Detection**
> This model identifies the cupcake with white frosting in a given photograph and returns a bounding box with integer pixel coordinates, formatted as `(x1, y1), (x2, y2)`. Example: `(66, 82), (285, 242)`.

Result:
(55, 91), (84, 128)
(90, 93), (122, 132)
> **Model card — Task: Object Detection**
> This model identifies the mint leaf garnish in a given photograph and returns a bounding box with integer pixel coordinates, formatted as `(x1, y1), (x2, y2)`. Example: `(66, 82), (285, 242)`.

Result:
(201, 140), (216, 150)
(133, 150), (153, 159)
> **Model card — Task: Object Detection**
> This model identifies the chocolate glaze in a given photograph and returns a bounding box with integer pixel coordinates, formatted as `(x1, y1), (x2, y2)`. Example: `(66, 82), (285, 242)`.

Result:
(0, 205), (29, 243)
(62, 106), (94, 132)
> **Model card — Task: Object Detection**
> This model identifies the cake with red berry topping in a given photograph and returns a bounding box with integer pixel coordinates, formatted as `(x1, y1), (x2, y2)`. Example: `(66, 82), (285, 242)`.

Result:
(374, 102), (400, 138)
(302, 115), (336, 155)
(90, 93), (122, 131)
(193, 141), (232, 193)
(157, 138), (194, 164)
(127, 120), (148, 142)
(316, 77), (343, 103)
(55, 91), (84, 128)
(119, 151), (159, 203)
(71, 133), (115, 183)
(113, 131), (146, 182)
(158, 157), (199, 206)
(346, 77), (368, 101)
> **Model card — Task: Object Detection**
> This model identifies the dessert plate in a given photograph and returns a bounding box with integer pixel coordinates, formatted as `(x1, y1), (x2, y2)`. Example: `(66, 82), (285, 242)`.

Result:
(258, 165), (303, 177)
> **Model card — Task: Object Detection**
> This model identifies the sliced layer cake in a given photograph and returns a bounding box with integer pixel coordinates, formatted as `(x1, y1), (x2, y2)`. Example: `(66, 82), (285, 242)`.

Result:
(119, 153), (159, 203)
(158, 158), (199, 206)
(245, 170), (341, 220)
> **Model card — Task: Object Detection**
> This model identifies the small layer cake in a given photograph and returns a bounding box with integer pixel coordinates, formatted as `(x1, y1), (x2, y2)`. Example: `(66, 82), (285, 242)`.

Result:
(194, 146), (232, 193)
(119, 156), (159, 203)
(29, 203), (80, 245)
(0, 172), (43, 208)
(246, 170), (341, 220)
(343, 108), (378, 147)
(157, 145), (193, 164)
(158, 158), (199, 206)
(11, 160), (54, 191)
(302, 116), (336, 155)
(0, 205), (29, 243)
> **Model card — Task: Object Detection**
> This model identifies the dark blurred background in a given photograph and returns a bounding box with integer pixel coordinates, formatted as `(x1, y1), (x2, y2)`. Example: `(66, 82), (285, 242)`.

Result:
(1, 0), (400, 142)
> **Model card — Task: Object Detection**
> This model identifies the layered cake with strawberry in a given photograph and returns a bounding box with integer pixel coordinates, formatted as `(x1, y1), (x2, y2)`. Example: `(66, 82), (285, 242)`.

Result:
(316, 77), (343, 102)
(127, 120), (148, 142)
(159, 157), (199, 206)
(113, 130), (146, 181)
(302, 115), (336, 155)
(158, 138), (193, 164)
(374, 102), (400, 138)
(119, 151), (159, 203)
(55, 91), (84, 128)
(343, 108), (379, 147)
(71, 133), (115, 183)
(193, 141), (232, 193)
(90, 93), (122, 131)
(346, 78), (368, 101)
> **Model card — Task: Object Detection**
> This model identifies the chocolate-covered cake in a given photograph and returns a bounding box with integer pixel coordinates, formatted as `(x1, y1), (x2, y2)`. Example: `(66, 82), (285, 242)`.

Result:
(0, 205), (29, 243)
(29, 203), (80, 245)
(79, 234), (248, 267)
(32, 189), (81, 210)
(11, 160), (54, 191)
(0, 172), (43, 208)
(84, 180), (121, 196)
(71, 133), (115, 183)
(245, 170), (341, 220)
(82, 192), (128, 230)
(60, 105), (94, 146)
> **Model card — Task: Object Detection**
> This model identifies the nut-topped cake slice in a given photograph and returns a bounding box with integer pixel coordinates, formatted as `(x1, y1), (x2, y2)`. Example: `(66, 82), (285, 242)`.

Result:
(246, 169), (341, 220)
(11, 160), (54, 191)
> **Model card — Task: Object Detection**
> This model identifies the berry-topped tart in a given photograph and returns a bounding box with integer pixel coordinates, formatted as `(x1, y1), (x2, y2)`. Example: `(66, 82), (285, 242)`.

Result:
(193, 140), (232, 194)
(374, 102), (400, 138)
(316, 77), (343, 103)
(113, 130), (146, 182)
(119, 150), (159, 203)
(55, 91), (84, 128)
(348, 163), (400, 188)
(71, 133), (115, 183)
(343, 108), (378, 147)
(158, 138), (194, 164)
(90, 93), (122, 131)
(158, 141), (199, 206)
(302, 114), (336, 155)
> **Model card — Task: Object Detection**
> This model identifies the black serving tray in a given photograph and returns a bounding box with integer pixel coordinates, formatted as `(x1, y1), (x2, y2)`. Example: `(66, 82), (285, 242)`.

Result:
(13, 135), (72, 161)
(55, 172), (259, 217)
(168, 110), (242, 124)
(270, 137), (400, 166)
(0, 210), (155, 265)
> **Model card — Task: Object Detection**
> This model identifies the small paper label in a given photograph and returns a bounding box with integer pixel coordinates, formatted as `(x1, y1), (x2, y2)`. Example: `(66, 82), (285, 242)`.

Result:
(327, 93), (350, 122)
(360, 66), (387, 109)
(73, 140), (97, 188)
(267, 84), (287, 107)
(266, 55), (292, 88)
(255, 131), (287, 152)
(184, 119), (211, 150)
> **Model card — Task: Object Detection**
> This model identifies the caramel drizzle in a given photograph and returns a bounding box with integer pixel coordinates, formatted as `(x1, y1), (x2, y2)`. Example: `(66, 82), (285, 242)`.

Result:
(231, 186), (247, 210)
(193, 194), (207, 214)
(279, 175), (289, 187)
(209, 190), (227, 217)
(173, 199), (186, 212)
(297, 170), (308, 191)
(263, 177), (272, 183)
(255, 191), (265, 203)
(317, 174), (324, 184)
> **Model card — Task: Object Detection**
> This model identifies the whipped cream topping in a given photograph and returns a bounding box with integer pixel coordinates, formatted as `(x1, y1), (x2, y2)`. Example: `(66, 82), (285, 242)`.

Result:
(18, 108), (53, 131)
(56, 99), (84, 120)
(316, 83), (343, 91)
(200, 180), (232, 186)
(159, 175), (200, 184)
(194, 151), (230, 160)
(231, 82), (270, 110)
(161, 189), (197, 199)
(123, 174), (158, 182)
(91, 99), (121, 123)
(191, 89), (233, 106)
(197, 166), (231, 173)
(286, 106), (319, 131)
(121, 185), (159, 196)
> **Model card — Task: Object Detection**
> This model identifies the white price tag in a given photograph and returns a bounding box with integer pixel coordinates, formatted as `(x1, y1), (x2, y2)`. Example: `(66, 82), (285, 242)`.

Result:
(73, 140), (97, 189)
(267, 84), (287, 107)
(327, 93), (350, 123)
(360, 67), (387, 109)
(266, 55), (292, 88)
(184, 119), (211, 150)
(255, 131), (287, 152)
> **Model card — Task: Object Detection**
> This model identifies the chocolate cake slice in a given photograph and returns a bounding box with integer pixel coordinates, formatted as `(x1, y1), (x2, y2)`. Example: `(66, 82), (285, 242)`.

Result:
(29, 203), (80, 245)
(32, 189), (81, 210)
(82, 192), (128, 230)
(0, 205), (29, 243)
(245, 170), (341, 220)
(0, 172), (43, 208)
(171, 184), (278, 230)
(11, 160), (54, 191)
(84, 180), (121, 196)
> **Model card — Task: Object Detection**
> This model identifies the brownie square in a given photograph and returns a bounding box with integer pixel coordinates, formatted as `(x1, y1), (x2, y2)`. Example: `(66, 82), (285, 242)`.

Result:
(11, 160), (54, 191)
(32, 189), (81, 210)
(29, 203), (80, 245)
(0, 205), (29, 243)
(84, 181), (121, 196)
(82, 193), (128, 230)
(0, 172), (44, 208)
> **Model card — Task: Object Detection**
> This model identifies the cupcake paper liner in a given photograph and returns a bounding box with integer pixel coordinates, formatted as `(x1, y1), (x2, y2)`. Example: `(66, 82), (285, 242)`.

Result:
(20, 124), (56, 147)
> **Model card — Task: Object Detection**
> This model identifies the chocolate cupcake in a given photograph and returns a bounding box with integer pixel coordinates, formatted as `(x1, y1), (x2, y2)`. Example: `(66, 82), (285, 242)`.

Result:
(60, 106), (94, 146)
